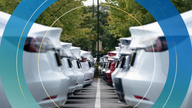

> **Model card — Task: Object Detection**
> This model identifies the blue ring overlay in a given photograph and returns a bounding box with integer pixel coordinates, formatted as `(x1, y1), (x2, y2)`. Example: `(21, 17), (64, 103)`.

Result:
(0, 0), (191, 107)
(0, 0), (57, 107)
(135, 0), (192, 107)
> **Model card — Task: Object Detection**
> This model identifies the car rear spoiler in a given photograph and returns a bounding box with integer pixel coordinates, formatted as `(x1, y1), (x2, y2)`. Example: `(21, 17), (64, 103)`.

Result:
(71, 46), (81, 60)
(60, 42), (72, 58)
(0, 11), (63, 49)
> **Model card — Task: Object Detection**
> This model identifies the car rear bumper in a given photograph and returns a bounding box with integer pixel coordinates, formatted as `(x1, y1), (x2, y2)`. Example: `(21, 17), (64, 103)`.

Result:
(106, 72), (113, 86)
(25, 72), (69, 108)
(75, 84), (83, 91)
(124, 96), (153, 108)
(68, 86), (75, 94)
(122, 70), (166, 108)
(83, 79), (93, 86)
(114, 78), (125, 103)
(116, 91), (125, 103)
(39, 97), (67, 108)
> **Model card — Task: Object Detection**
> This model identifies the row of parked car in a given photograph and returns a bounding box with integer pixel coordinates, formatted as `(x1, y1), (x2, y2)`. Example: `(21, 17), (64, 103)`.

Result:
(0, 11), (95, 108)
(99, 10), (192, 108)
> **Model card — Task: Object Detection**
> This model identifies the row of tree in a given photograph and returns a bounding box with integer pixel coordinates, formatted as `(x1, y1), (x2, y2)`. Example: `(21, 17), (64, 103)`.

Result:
(0, 0), (192, 56)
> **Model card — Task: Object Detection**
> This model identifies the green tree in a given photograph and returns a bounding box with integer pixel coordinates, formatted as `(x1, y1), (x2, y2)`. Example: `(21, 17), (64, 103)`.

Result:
(0, 0), (86, 42)
(0, 0), (21, 14)
(65, 5), (119, 53)
(0, 0), (119, 54)
(104, 0), (192, 38)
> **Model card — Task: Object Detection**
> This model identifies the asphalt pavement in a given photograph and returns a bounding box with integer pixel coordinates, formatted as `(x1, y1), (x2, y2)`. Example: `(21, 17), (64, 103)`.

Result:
(62, 78), (131, 108)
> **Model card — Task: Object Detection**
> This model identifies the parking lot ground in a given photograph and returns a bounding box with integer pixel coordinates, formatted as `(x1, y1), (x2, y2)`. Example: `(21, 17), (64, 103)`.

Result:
(62, 78), (130, 108)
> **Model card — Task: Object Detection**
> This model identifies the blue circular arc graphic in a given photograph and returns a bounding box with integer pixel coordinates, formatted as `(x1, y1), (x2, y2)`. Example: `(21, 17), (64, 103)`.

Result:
(0, 0), (191, 107)
(135, 0), (192, 108)
(0, 0), (57, 108)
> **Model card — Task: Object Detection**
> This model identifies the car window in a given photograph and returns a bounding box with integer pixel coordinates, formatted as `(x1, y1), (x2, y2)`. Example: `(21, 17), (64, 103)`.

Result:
(107, 61), (111, 68)
(123, 55), (131, 71)
(104, 62), (108, 69)
(88, 61), (92, 68)
(115, 60), (119, 68)
(103, 63), (106, 69)
(78, 60), (82, 68)
(77, 61), (80, 68)
(129, 53), (137, 66)
(101, 63), (103, 67)
(118, 56), (126, 68)
(67, 58), (73, 68)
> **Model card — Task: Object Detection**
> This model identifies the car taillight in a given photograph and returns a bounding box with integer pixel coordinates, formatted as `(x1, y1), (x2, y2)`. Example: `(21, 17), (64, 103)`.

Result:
(85, 79), (90, 81)
(24, 37), (54, 53)
(43, 95), (58, 100)
(80, 56), (87, 62)
(140, 36), (168, 52)
(134, 95), (149, 100)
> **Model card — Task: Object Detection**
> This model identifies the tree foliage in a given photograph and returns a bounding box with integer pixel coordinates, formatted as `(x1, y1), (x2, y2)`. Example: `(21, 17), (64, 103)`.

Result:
(71, 5), (119, 53)
(104, 0), (192, 38)
(0, 0), (117, 53)
(2, 0), (190, 55)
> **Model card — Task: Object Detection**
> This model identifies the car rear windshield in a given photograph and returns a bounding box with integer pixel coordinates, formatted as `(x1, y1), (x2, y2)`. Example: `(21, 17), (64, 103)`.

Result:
(115, 60), (120, 68)
(88, 61), (92, 68)
(123, 55), (131, 71)
(119, 56), (126, 68)
(104, 62), (108, 69)
(67, 58), (73, 68)
(77, 60), (82, 68)
(129, 52), (137, 66)
(107, 61), (111, 68)
(101, 63), (103, 67)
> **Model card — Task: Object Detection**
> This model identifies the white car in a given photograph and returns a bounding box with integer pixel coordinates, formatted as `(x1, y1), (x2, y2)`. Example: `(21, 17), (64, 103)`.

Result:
(112, 38), (131, 87)
(122, 10), (192, 108)
(0, 11), (69, 107)
(60, 42), (77, 94)
(113, 37), (132, 103)
(111, 46), (121, 87)
(87, 55), (95, 78)
(80, 50), (93, 86)
(100, 55), (108, 80)
(94, 58), (97, 64)
(99, 57), (104, 75)
(70, 46), (84, 92)
(23, 24), (70, 108)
